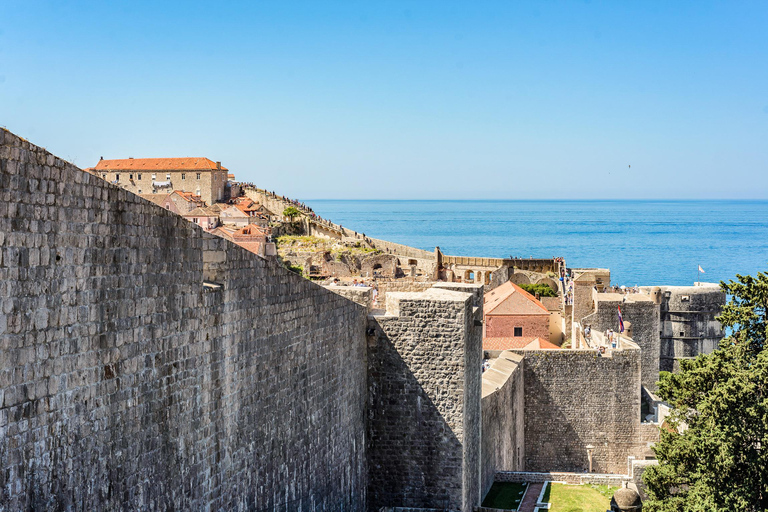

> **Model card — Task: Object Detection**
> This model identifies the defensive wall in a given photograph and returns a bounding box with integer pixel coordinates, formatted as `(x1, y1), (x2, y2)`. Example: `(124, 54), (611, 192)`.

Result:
(0, 130), (369, 510)
(367, 286), (483, 512)
(1, 128), (664, 510)
(513, 344), (657, 475)
(480, 351), (524, 497)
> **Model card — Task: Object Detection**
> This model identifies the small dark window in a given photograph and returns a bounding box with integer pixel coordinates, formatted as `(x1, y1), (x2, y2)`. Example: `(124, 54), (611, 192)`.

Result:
(680, 331), (685, 336)
(129, 174), (133, 180)
(514, 327), (523, 337)
(115, 174), (120, 181)
(138, 173), (142, 180)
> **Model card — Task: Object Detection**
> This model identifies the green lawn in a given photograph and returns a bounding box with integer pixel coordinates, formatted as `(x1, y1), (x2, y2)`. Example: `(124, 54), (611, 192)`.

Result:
(481, 482), (528, 510)
(543, 483), (617, 512)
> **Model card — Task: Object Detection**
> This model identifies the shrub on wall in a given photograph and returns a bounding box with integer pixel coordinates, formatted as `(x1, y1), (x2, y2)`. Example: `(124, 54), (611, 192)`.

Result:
(519, 283), (557, 297)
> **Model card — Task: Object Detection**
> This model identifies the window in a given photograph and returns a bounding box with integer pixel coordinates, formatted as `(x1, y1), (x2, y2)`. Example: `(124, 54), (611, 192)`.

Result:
(138, 174), (142, 180)
(513, 327), (523, 337)
(166, 173), (171, 180)
(138, 189), (142, 194)
(193, 218), (198, 224)
(196, 189), (201, 196)
(151, 173), (156, 180)
(181, 173), (186, 180)
(129, 174), (133, 180)
(196, 173), (201, 180)
(115, 174), (120, 181)
(102, 174), (106, 179)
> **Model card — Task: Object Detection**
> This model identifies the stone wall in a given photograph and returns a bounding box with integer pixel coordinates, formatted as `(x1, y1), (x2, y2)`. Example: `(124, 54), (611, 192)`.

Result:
(324, 285), (374, 313)
(0, 129), (369, 511)
(516, 347), (653, 474)
(480, 352), (524, 498)
(367, 288), (482, 512)
(376, 280), (435, 305)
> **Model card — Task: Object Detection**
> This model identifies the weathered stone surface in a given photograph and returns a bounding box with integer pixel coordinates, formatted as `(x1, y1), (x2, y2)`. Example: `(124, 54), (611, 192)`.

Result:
(516, 347), (655, 474)
(0, 129), (368, 511)
(367, 287), (483, 512)
(480, 351), (524, 497)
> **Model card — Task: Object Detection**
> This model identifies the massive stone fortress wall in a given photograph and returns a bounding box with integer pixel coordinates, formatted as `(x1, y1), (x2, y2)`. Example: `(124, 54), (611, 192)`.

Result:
(480, 352), (524, 497)
(517, 348), (652, 475)
(367, 288), (482, 512)
(0, 130), (369, 511)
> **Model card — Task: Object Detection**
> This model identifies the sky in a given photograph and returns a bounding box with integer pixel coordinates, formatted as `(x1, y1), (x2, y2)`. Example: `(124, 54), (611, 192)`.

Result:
(1, 1), (767, 200)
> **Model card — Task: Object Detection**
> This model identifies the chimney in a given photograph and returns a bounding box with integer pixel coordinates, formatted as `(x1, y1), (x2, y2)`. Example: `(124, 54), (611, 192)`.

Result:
(216, 161), (221, 170)
(100, 156), (103, 160)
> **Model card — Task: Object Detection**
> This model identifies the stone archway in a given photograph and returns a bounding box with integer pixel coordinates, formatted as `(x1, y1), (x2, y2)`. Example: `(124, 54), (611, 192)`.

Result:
(536, 277), (559, 292)
(509, 273), (531, 285)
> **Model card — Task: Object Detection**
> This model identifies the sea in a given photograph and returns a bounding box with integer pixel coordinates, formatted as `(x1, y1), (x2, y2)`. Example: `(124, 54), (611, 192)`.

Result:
(306, 200), (768, 287)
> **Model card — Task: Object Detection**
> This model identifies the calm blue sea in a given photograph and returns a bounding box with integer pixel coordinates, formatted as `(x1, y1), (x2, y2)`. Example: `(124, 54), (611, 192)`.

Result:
(306, 200), (768, 287)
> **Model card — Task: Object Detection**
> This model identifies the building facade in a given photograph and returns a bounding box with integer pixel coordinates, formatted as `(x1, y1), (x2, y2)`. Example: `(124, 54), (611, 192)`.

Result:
(87, 157), (229, 205)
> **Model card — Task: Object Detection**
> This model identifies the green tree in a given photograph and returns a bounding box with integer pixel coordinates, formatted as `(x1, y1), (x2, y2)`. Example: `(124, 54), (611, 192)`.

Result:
(519, 283), (558, 297)
(642, 271), (768, 512)
(283, 206), (301, 222)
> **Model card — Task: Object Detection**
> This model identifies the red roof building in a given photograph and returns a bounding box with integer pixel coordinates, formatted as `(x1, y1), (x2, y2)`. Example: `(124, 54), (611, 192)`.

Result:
(87, 157), (229, 205)
(483, 282), (553, 350)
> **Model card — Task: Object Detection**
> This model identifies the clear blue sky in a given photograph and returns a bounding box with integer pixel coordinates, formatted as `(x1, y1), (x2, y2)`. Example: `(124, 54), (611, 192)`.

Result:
(1, 1), (767, 199)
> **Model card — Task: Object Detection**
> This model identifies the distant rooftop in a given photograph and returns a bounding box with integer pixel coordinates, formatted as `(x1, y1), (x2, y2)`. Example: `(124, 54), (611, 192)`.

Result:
(93, 157), (228, 172)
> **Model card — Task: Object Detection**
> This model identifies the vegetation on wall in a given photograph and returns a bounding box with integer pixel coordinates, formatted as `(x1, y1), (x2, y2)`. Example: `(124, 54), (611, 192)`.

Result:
(519, 283), (558, 297)
(642, 271), (768, 511)
(283, 206), (301, 222)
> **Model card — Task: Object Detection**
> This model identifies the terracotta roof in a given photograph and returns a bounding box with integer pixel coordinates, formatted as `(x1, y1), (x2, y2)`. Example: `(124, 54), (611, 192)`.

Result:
(172, 190), (205, 203)
(93, 157), (228, 172)
(219, 205), (250, 218)
(484, 282), (549, 316)
(183, 207), (219, 217)
(139, 193), (169, 205)
(483, 337), (559, 350)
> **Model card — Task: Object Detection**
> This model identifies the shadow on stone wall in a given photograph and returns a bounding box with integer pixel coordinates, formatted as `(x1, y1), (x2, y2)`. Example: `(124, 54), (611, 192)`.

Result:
(367, 328), (463, 511)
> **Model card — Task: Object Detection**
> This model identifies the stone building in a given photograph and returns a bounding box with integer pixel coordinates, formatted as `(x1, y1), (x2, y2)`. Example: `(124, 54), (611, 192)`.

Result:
(87, 157), (229, 205)
(641, 284), (725, 372)
(210, 223), (275, 258)
(182, 206), (220, 230)
(140, 190), (206, 215)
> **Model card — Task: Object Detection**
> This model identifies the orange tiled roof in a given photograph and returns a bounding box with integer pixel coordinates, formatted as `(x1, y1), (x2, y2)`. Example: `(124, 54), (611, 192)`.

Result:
(484, 281), (550, 316)
(93, 157), (228, 172)
(173, 190), (204, 202)
(483, 337), (559, 350)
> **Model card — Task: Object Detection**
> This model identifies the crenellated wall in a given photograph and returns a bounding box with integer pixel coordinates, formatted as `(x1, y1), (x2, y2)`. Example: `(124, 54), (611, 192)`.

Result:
(0, 129), (369, 511)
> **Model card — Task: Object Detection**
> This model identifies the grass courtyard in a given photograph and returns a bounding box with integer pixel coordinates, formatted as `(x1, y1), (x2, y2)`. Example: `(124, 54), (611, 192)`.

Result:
(481, 482), (528, 510)
(543, 483), (618, 512)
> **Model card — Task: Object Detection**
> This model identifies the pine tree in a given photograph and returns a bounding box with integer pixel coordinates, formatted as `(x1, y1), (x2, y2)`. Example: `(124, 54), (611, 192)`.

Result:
(642, 271), (768, 511)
